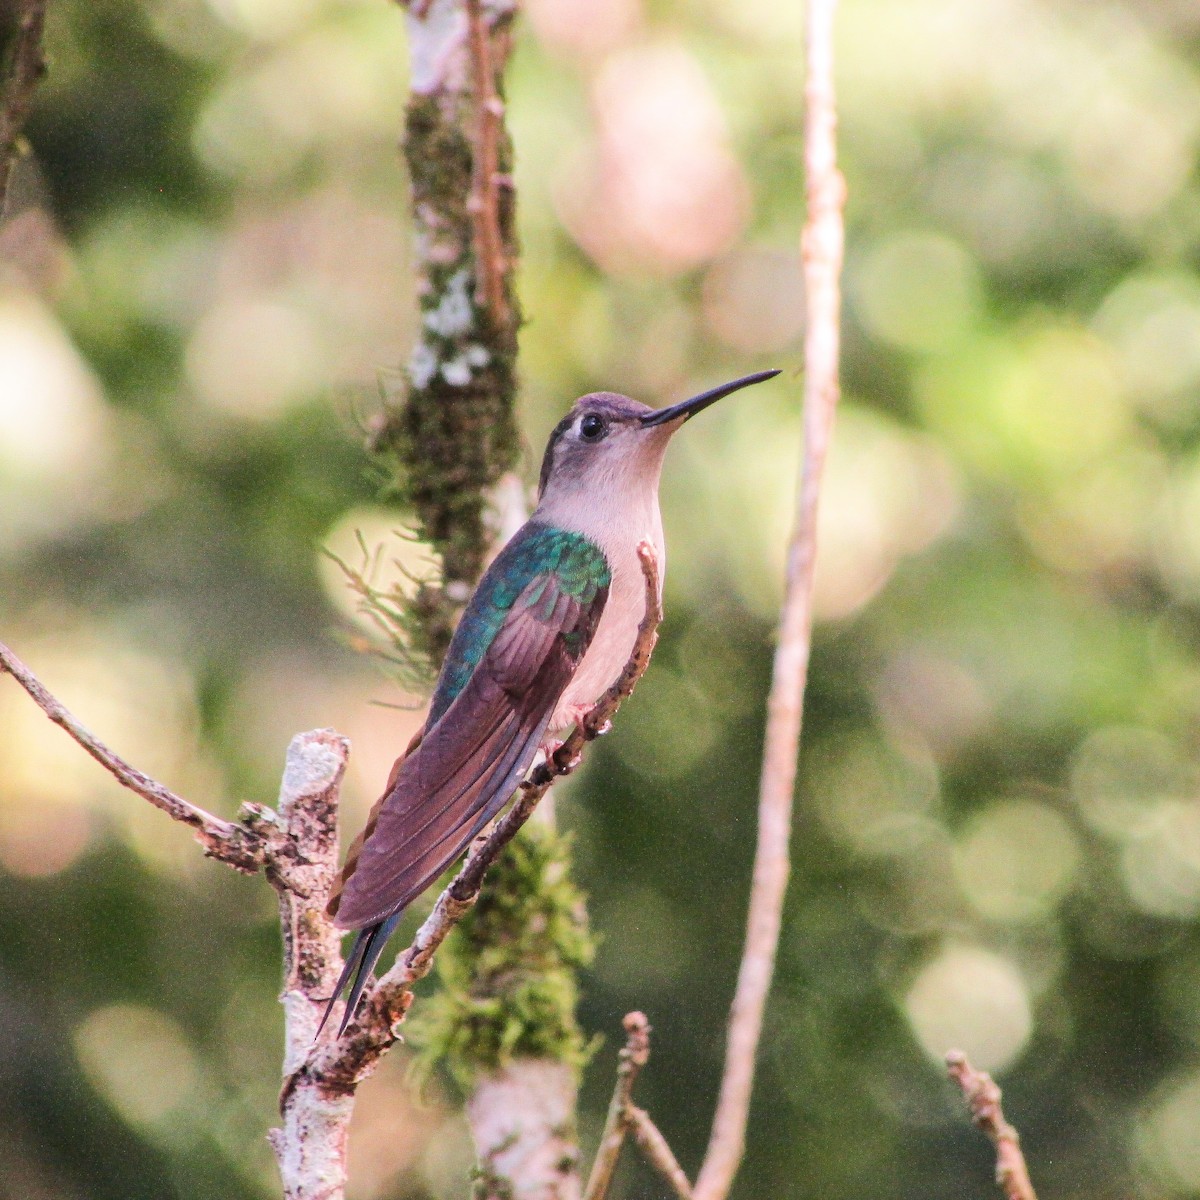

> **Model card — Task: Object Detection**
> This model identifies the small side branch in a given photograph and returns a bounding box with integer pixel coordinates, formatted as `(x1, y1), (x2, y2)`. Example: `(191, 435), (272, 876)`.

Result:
(583, 1012), (651, 1200)
(0, 640), (268, 872)
(317, 544), (662, 1077)
(946, 1052), (1039, 1200)
(0, 0), (47, 211)
(693, 1), (845, 1197)
(466, 0), (509, 329)
(628, 1108), (692, 1200)
(583, 1012), (692, 1200)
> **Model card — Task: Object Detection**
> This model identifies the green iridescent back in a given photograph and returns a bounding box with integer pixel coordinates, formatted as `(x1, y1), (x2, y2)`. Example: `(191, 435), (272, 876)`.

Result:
(429, 522), (611, 725)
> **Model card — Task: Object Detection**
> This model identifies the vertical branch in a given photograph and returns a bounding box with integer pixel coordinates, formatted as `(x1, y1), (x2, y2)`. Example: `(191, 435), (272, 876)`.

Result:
(693, 2), (845, 1198)
(0, 0), (48, 212)
(465, 0), (510, 329)
(374, 0), (522, 661)
(267, 731), (353, 1200)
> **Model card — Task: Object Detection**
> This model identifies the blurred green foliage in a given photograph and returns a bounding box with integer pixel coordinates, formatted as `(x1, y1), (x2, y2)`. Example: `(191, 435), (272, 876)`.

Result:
(2, 1), (1200, 1199)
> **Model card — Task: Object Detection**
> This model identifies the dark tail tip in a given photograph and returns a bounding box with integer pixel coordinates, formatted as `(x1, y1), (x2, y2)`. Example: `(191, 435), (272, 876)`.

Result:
(313, 917), (401, 1042)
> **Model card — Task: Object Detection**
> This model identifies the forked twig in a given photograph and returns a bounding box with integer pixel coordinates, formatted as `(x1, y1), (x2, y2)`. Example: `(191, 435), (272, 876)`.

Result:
(584, 1012), (692, 1200)
(584, 1012), (652, 1200)
(947, 1051), (1039, 1200)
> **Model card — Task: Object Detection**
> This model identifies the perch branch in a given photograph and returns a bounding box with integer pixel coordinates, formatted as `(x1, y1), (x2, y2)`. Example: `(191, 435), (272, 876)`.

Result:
(0, 0), (47, 211)
(316, 544), (661, 1070)
(946, 1051), (1039, 1200)
(583, 1011), (691, 1200)
(693, 1), (845, 1197)
(0, 640), (268, 872)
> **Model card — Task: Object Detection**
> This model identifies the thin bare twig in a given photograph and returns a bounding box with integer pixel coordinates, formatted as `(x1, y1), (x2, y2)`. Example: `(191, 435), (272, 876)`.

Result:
(583, 1011), (692, 1200)
(628, 1107), (692, 1200)
(583, 1012), (652, 1200)
(693, 1), (845, 1197)
(0, 640), (268, 872)
(947, 1051), (1039, 1200)
(0, 0), (47, 212)
(466, 0), (509, 328)
(317, 543), (661, 1068)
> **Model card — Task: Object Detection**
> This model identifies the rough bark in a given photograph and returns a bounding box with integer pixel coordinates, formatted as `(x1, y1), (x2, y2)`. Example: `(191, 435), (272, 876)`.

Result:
(372, 0), (523, 662)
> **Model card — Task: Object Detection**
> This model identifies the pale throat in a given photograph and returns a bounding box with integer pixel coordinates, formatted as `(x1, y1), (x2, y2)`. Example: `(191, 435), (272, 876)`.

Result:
(536, 454), (669, 732)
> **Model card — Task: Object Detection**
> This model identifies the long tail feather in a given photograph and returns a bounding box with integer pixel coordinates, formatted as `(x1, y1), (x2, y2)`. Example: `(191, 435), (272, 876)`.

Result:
(317, 913), (403, 1038)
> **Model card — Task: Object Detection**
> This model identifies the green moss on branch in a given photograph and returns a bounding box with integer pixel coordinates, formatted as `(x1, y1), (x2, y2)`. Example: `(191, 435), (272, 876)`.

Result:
(407, 821), (598, 1089)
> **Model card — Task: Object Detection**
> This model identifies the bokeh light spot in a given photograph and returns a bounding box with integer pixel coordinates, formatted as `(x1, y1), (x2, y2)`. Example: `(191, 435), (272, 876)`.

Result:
(1140, 1074), (1200, 1192)
(952, 800), (1081, 923)
(809, 732), (939, 857)
(702, 248), (806, 354)
(186, 297), (325, 418)
(852, 231), (980, 353)
(1071, 726), (1193, 840)
(1120, 802), (1200, 920)
(904, 945), (1032, 1073)
(75, 1005), (200, 1130)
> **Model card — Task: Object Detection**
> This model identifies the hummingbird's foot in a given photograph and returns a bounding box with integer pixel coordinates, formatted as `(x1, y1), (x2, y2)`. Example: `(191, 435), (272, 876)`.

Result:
(563, 703), (593, 734)
(539, 704), (594, 759)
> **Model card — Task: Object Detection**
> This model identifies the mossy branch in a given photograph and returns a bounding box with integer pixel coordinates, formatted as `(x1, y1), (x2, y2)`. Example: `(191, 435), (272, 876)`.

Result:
(371, 0), (523, 664)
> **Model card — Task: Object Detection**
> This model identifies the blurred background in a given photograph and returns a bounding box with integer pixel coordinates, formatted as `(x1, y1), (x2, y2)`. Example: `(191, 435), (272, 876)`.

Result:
(1, 0), (1199, 1196)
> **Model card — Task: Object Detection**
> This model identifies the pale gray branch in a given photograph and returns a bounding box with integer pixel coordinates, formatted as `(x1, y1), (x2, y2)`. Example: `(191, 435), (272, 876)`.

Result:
(0, 639), (268, 872)
(693, 2), (846, 1197)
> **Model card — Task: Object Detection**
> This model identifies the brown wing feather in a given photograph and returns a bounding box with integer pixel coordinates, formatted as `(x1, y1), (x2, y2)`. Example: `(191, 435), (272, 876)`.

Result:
(331, 575), (606, 931)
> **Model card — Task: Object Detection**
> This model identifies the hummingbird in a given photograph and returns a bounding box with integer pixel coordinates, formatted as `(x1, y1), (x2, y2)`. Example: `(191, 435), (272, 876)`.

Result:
(322, 368), (780, 1035)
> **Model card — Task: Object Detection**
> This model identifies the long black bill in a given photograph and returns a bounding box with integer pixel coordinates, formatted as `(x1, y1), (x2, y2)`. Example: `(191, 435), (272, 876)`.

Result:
(640, 368), (782, 428)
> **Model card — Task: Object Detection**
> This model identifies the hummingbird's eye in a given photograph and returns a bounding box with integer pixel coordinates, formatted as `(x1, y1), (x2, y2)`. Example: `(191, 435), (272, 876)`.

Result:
(579, 413), (608, 442)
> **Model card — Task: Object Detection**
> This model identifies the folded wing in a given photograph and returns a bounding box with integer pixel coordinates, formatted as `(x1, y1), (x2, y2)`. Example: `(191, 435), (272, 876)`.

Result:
(331, 572), (607, 931)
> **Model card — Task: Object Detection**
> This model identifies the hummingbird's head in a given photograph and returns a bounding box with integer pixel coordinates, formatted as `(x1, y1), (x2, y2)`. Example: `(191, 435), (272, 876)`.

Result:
(536, 369), (781, 502)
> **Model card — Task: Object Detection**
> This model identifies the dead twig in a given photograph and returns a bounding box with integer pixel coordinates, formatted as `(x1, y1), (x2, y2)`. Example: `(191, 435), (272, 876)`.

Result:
(0, 0), (47, 212)
(0, 640), (268, 872)
(946, 1051), (1039, 1200)
(628, 1107), (692, 1200)
(692, 2), (845, 1197)
(317, 543), (662, 1071)
(583, 1012), (652, 1200)
(583, 1011), (692, 1200)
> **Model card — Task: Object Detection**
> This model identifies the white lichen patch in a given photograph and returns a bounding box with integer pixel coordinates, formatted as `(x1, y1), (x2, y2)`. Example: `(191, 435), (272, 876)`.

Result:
(409, 341), (438, 389)
(423, 268), (475, 339)
(441, 356), (472, 386)
(407, 0), (469, 96)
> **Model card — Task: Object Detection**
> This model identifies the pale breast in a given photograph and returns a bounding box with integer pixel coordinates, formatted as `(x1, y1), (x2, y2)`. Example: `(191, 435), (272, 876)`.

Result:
(549, 517), (665, 731)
